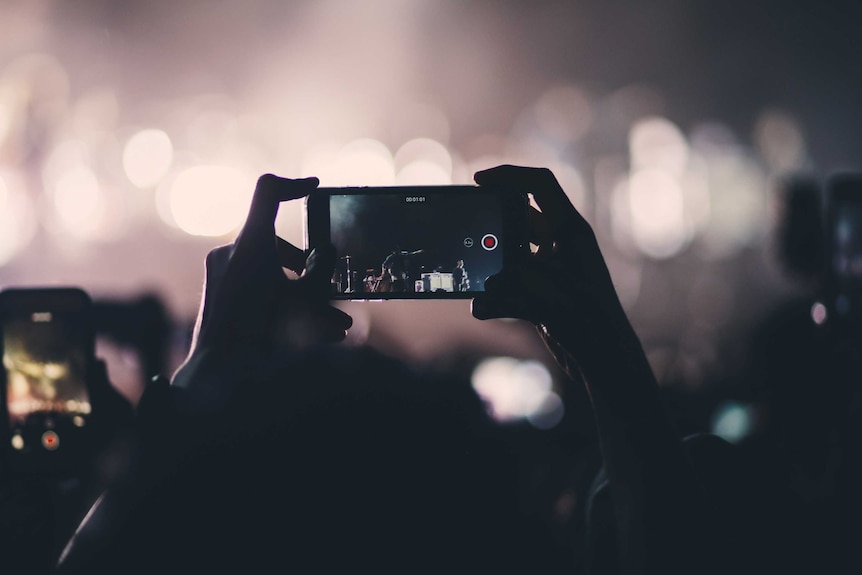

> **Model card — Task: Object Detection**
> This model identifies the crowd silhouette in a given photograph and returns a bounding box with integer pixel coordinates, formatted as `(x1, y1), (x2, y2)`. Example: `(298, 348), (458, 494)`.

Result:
(1, 165), (861, 574)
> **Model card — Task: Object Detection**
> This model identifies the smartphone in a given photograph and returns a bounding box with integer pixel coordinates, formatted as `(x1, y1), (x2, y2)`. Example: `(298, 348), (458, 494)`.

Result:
(825, 172), (862, 325)
(0, 287), (95, 474)
(304, 185), (530, 300)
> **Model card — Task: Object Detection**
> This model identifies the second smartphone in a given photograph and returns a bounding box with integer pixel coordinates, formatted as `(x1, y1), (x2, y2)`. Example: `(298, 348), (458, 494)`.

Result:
(0, 287), (95, 475)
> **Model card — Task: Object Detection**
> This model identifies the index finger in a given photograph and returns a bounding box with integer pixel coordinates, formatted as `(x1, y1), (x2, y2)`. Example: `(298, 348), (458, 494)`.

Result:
(245, 174), (319, 233)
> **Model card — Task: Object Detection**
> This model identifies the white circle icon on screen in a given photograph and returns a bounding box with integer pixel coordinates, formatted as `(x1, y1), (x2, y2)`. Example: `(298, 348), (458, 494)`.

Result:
(481, 234), (498, 251)
(464, 237), (474, 248)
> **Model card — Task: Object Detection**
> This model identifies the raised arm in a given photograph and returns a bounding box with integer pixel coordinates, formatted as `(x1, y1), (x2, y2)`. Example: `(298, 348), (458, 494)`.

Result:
(54, 174), (352, 574)
(471, 165), (718, 575)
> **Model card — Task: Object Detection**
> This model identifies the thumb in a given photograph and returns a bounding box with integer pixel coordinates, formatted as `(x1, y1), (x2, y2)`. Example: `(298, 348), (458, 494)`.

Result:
(470, 272), (540, 323)
(471, 293), (538, 323)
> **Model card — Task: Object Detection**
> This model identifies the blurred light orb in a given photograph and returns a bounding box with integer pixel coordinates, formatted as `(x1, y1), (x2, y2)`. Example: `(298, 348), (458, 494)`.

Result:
(625, 169), (688, 259)
(471, 357), (559, 427)
(394, 137), (453, 176)
(170, 165), (253, 237)
(316, 138), (395, 186)
(155, 173), (180, 229)
(396, 160), (452, 185)
(679, 156), (712, 235)
(711, 401), (753, 444)
(52, 166), (108, 240)
(0, 172), (37, 266)
(811, 301), (828, 325)
(123, 129), (174, 189)
(697, 154), (767, 258)
(629, 116), (689, 176)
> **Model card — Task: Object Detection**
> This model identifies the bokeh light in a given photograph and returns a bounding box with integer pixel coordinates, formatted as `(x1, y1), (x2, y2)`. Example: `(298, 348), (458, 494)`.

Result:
(617, 169), (689, 259)
(471, 357), (561, 428)
(123, 128), (174, 189)
(169, 165), (254, 237)
(811, 301), (828, 325)
(629, 116), (689, 177)
(395, 161), (452, 185)
(305, 138), (395, 186)
(52, 166), (107, 240)
(696, 153), (767, 259)
(711, 400), (754, 443)
(394, 137), (453, 185)
(41, 136), (137, 244)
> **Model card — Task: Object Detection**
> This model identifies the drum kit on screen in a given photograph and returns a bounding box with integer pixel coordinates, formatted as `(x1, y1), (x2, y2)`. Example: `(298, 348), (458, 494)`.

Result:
(334, 255), (392, 294)
(363, 269), (392, 293)
(336, 254), (462, 294)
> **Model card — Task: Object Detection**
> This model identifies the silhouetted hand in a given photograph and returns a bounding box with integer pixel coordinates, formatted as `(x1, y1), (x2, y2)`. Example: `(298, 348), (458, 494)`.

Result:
(472, 166), (726, 575)
(471, 165), (636, 379)
(171, 174), (352, 397)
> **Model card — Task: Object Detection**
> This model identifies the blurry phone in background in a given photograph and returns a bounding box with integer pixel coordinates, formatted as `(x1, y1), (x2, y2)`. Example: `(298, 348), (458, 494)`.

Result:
(825, 172), (862, 329)
(304, 185), (530, 300)
(0, 287), (95, 476)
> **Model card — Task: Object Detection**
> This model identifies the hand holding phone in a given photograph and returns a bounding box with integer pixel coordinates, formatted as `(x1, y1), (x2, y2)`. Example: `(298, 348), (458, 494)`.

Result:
(171, 174), (353, 395)
(470, 166), (638, 377)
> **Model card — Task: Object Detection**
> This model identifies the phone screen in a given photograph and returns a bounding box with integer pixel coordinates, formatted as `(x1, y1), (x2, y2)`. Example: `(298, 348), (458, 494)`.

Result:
(1, 288), (93, 467)
(308, 186), (527, 299)
(3, 312), (91, 427)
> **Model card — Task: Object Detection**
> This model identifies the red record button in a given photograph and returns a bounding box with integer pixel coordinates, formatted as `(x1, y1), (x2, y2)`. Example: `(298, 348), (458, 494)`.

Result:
(41, 430), (60, 451)
(481, 234), (498, 251)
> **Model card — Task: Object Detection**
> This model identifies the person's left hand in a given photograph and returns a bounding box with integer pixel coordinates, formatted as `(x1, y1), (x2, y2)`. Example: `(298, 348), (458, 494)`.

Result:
(171, 174), (352, 394)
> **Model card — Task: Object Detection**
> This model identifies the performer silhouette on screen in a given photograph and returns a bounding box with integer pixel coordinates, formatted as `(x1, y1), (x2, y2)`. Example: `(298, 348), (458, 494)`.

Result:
(382, 247), (424, 292)
(453, 260), (469, 292)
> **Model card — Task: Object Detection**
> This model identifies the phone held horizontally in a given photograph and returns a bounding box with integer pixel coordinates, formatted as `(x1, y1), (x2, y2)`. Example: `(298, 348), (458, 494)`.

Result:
(304, 185), (530, 300)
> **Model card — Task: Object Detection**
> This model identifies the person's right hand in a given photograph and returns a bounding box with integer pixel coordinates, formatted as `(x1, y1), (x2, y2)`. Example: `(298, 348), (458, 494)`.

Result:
(471, 165), (638, 378)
